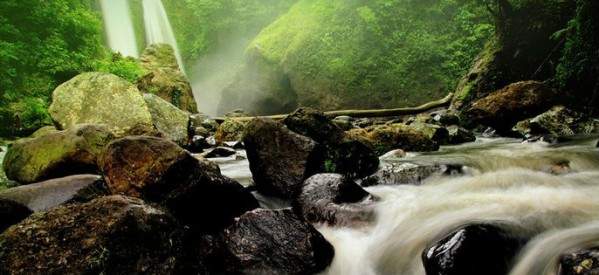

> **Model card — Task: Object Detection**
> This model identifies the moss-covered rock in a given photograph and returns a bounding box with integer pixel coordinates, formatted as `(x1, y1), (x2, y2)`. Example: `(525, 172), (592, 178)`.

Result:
(138, 44), (198, 113)
(0, 195), (183, 274)
(513, 105), (598, 139)
(463, 81), (558, 133)
(345, 123), (439, 155)
(215, 118), (248, 144)
(48, 72), (153, 136)
(143, 93), (190, 146)
(3, 124), (115, 184)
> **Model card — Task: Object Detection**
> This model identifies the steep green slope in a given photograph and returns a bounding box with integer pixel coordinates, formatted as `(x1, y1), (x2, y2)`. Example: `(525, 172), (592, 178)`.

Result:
(218, 0), (493, 115)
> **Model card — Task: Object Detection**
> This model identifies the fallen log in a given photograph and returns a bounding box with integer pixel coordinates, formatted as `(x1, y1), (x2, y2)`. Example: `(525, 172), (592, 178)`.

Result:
(214, 93), (454, 123)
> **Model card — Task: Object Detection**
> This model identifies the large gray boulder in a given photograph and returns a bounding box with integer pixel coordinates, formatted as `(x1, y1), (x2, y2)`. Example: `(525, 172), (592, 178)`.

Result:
(48, 72), (153, 136)
(143, 93), (190, 145)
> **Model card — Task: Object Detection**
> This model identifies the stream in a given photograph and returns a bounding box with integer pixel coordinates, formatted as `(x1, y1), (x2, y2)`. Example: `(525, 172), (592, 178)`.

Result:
(214, 136), (599, 275)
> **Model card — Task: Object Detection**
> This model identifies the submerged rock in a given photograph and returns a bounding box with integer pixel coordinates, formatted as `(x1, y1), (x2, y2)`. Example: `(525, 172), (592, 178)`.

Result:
(143, 93), (190, 146)
(362, 162), (464, 186)
(0, 199), (32, 233)
(0, 196), (183, 274)
(0, 174), (107, 212)
(215, 118), (247, 144)
(138, 44), (197, 113)
(221, 208), (334, 274)
(346, 123), (439, 155)
(422, 224), (527, 275)
(48, 72), (153, 136)
(463, 81), (558, 133)
(560, 247), (599, 275)
(3, 124), (114, 184)
(295, 174), (376, 226)
(513, 106), (598, 140)
(243, 118), (322, 199)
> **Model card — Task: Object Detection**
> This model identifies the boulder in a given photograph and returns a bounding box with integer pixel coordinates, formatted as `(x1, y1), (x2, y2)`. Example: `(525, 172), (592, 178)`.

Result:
(138, 44), (197, 113)
(447, 125), (476, 144)
(243, 118), (322, 199)
(362, 162), (464, 187)
(221, 208), (334, 274)
(48, 72), (153, 136)
(30, 126), (58, 138)
(513, 106), (597, 139)
(283, 107), (345, 145)
(187, 135), (209, 153)
(3, 124), (115, 184)
(0, 199), (32, 233)
(320, 139), (379, 179)
(560, 247), (599, 275)
(100, 136), (199, 200)
(0, 196), (183, 274)
(0, 175), (108, 212)
(101, 136), (258, 232)
(202, 146), (236, 158)
(409, 122), (450, 145)
(215, 118), (247, 144)
(193, 126), (210, 137)
(345, 123), (439, 155)
(143, 93), (190, 145)
(432, 110), (461, 126)
(422, 224), (527, 275)
(463, 81), (558, 133)
(294, 174), (376, 226)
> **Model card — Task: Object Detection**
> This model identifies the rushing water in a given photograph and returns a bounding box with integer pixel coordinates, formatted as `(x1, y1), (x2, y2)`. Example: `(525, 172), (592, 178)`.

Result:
(99, 0), (139, 57)
(142, 0), (186, 73)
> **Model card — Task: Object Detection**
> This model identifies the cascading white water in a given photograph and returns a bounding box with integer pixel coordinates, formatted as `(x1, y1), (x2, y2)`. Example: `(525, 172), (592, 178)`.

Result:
(142, 0), (186, 73)
(99, 0), (139, 58)
(316, 137), (599, 275)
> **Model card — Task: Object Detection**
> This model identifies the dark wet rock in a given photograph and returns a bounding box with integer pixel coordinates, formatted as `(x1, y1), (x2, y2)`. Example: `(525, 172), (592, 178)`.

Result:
(423, 224), (527, 275)
(362, 162), (464, 186)
(221, 208), (334, 274)
(294, 174), (376, 226)
(243, 118), (323, 199)
(215, 118), (248, 144)
(3, 124), (115, 184)
(447, 125), (476, 144)
(101, 136), (198, 199)
(596, 140), (599, 148)
(0, 195), (183, 274)
(513, 106), (598, 140)
(284, 107), (345, 144)
(321, 139), (380, 179)
(463, 81), (558, 133)
(202, 146), (236, 158)
(346, 123), (439, 155)
(138, 44), (197, 113)
(432, 110), (461, 126)
(223, 141), (245, 149)
(0, 199), (32, 233)
(560, 247), (599, 275)
(101, 136), (258, 232)
(187, 135), (209, 153)
(0, 174), (108, 212)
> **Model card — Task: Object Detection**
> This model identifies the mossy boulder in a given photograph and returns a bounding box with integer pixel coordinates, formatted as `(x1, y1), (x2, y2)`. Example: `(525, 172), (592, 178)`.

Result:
(143, 93), (190, 146)
(462, 81), (558, 133)
(3, 124), (115, 184)
(215, 118), (248, 144)
(513, 105), (598, 139)
(0, 195), (183, 274)
(138, 44), (198, 113)
(30, 126), (59, 138)
(48, 72), (153, 136)
(345, 123), (439, 155)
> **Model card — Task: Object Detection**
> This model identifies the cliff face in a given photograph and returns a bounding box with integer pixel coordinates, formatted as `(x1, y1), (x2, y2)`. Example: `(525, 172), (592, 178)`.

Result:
(451, 0), (577, 110)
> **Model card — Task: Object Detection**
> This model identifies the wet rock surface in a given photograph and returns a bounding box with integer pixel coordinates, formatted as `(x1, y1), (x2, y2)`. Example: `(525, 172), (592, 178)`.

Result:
(362, 162), (464, 186)
(346, 123), (439, 155)
(0, 198), (32, 233)
(447, 125), (476, 144)
(0, 195), (183, 274)
(560, 247), (599, 275)
(202, 146), (236, 158)
(514, 106), (598, 140)
(3, 124), (115, 184)
(284, 107), (345, 145)
(0, 174), (108, 212)
(243, 118), (322, 199)
(423, 224), (527, 275)
(295, 173), (376, 226)
(220, 208), (335, 275)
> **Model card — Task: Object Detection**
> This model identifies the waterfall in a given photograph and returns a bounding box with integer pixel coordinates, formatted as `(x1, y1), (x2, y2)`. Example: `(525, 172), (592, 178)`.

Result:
(142, 0), (186, 73)
(99, 0), (139, 58)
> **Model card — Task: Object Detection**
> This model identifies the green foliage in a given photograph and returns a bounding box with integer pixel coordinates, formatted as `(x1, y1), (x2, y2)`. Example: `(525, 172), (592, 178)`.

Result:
(96, 53), (146, 83)
(240, 0), (493, 110)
